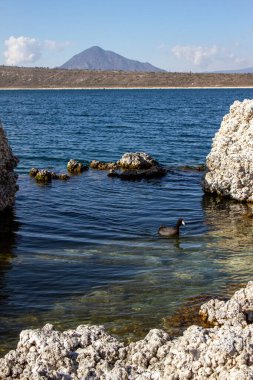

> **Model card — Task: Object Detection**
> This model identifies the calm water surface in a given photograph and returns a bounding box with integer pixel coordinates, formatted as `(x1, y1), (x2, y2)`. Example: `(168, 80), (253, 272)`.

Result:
(1, 89), (253, 354)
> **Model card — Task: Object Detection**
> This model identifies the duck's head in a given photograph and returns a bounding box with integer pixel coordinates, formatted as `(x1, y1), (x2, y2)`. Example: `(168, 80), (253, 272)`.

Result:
(177, 218), (185, 227)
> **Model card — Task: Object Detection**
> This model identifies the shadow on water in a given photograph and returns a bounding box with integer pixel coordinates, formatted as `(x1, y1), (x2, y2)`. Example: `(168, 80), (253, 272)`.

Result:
(0, 207), (20, 281)
(0, 207), (21, 354)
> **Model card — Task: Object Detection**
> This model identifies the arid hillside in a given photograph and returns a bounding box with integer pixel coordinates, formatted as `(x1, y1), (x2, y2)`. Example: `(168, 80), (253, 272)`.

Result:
(1, 66), (253, 88)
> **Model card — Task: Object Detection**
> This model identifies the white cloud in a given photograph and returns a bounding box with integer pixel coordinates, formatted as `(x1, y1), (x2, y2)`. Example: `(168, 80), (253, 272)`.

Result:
(44, 40), (70, 51)
(4, 36), (41, 65)
(4, 36), (70, 66)
(172, 45), (218, 67)
(171, 44), (247, 69)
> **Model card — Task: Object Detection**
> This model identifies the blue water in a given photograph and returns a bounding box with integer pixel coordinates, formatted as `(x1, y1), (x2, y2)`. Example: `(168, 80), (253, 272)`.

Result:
(1, 88), (253, 353)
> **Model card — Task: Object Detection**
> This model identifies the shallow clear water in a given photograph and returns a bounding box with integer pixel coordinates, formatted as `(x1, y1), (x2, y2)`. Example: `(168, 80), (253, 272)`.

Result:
(1, 88), (253, 354)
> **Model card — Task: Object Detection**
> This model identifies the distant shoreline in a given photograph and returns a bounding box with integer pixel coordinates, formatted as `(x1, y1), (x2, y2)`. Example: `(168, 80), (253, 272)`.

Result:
(2, 66), (253, 89)
(1, 86), (253, 90)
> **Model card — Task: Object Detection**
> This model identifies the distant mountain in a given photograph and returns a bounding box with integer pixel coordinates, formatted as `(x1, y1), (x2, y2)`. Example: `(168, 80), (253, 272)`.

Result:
(210, 67), (253, 74)
(60, 46), (165, 72)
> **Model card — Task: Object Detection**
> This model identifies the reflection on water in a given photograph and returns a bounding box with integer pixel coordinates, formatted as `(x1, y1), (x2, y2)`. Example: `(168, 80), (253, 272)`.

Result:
(203, 195), (253, 252)
(202, 196), (253, 288)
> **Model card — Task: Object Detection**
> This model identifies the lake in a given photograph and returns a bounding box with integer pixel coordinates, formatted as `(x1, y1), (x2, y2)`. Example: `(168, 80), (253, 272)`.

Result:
(1, 88), (253, 354)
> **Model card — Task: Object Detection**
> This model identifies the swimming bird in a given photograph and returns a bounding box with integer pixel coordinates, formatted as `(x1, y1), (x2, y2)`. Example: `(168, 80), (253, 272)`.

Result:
(158, 218), (185, 237)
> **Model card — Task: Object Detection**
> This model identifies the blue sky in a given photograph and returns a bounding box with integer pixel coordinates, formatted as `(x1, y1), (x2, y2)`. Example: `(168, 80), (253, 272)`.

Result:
(1, 0), (253, 71)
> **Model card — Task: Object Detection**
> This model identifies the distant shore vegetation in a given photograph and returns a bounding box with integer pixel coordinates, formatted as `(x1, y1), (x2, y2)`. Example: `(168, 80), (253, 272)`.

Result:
(1, 65), (253, 88)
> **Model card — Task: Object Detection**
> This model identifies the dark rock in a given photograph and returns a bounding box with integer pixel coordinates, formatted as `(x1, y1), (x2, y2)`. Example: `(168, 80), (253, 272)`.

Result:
(179, 164), (206, 172)
(0, 122), (19, 211)
(90, 160), (119, 170)
(46, 171), (70, 181)
(51, 172), (70, 180)
(108, 166), (167, 180)
(54, 173), (70, 181)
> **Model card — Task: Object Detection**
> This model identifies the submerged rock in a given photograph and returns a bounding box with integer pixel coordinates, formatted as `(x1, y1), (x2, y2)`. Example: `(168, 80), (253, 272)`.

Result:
(2, 283), (253, 379)
(179, 164), (206, 172)
(50, 172), (70, 181)
(108, 166), (167, 180)
(89, 160), (119, 170)
(203, 99), (253, 201)
(67, 159), (88, 174)
(0, 121), (19, 211)
(91, 152), (166, 180)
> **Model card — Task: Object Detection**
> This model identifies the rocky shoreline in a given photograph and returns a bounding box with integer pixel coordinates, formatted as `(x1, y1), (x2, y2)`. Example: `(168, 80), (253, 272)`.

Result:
(1, 282), (253, 379)
(2, 99), (253, 378)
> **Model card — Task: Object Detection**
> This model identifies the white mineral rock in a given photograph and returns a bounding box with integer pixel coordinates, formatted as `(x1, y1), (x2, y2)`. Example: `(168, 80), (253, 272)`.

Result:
(203, 99), (253, 201)
(2, 283), (253, 379)
(117, 152), (158, 169)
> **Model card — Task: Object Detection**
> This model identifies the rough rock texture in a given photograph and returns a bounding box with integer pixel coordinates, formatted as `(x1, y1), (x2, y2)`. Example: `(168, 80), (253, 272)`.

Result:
(91, 152), (166, 180)
(67, 159), (89, 174)
(117, 152), (158, 170)
(89, 160), (119, 170)
(29, 168), (70, 183)
(200, 281), (253, 327)
(2, 283), (253, 379)
(203, 99), (253, 201)
(90, 152), (159, 171)
(0, 122), (18, 211)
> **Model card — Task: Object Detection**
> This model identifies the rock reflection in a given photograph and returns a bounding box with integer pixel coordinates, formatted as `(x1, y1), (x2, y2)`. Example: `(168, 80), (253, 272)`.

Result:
(0, 208), (20, 299)
(202, 195), (253, 248)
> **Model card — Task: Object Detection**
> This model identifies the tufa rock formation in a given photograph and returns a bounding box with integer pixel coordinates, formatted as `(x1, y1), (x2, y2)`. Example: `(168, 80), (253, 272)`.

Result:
(2, 283), (253, 379)
(117, 152), (159, 169)
(67, 159), (89, 174)
(203, 99), (253, 201)
(0, 121), (18, 211)
(29, 168), (70, 183)
(90, 152), (167, 180)
(90, 160), (119, 170)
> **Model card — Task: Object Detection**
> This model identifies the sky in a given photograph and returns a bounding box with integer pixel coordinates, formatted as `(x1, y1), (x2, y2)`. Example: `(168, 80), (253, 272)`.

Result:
(0, 0), (253, 72)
